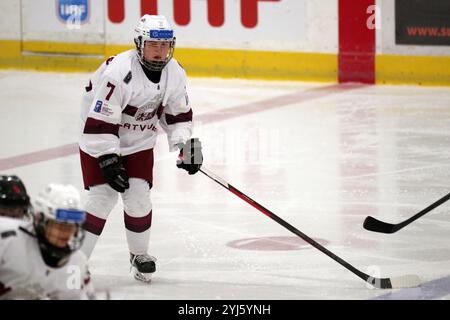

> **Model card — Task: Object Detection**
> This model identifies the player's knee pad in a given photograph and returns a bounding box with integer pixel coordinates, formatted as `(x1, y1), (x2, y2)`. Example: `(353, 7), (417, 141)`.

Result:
(121, 178), (152, 216)
(84, 184), (119, 219)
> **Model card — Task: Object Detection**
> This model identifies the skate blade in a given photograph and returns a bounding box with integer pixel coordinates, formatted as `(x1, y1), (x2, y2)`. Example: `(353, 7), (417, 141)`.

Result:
(131, 266), (153, 283)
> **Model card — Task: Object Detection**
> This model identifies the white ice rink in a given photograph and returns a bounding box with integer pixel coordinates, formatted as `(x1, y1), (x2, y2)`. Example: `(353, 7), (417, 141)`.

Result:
(1, 70), (450, 300)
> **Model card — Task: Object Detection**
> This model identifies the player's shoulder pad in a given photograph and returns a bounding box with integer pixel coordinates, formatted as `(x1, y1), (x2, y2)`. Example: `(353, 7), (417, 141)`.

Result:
(105, 55), (116, 66)
(167, 57), (183, 70)
(103, 50), (134, 84)
(69, 249), (89, 266)
(167, 58), (187, 81)
(0, 217), (21, 238)
(176, 60), (184, 70)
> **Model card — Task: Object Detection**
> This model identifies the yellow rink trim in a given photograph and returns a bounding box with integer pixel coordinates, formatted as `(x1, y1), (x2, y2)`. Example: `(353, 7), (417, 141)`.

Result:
(0, 40), (104, 72)
(176, 48), (337, 82)
(0, 40), (337, 82)
(376, 54), (450, 86)
(1, 40), (449, 85)
(22, 41), (105, 55)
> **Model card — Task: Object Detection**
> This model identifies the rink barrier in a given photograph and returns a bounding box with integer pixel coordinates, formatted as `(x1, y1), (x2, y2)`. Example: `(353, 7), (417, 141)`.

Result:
(376, 54), (450, 87)
(1, 40), (449, 86)
(23, 41), (105, 55)
(338, 0), (375, 84)
(0, 40), (103, 72)
(0, 40), (337, 82)
(174, 48), (337, 82)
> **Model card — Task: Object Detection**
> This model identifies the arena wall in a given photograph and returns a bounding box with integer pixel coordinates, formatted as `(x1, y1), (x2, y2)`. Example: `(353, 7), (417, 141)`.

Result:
(0, 0), (448, 85)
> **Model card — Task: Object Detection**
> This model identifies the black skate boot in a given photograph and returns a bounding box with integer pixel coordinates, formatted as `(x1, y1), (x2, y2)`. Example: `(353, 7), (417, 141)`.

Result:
(130, 253), (156, 283)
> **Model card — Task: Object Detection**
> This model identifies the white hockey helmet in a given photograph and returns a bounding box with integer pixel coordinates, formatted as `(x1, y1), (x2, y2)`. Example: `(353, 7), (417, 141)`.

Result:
(134, 14), (176, 71)
(33, 183), (85, 268)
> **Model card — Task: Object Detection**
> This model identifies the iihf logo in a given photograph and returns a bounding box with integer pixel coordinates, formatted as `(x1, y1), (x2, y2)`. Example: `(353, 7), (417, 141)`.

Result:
(56, 0), (90, 29)
(94, 100), (102, 113)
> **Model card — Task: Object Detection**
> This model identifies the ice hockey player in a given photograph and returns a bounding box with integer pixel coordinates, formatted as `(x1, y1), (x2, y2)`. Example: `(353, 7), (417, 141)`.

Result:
(78, 14), (203, 283)
(0, 175), (31, 220)
(0, 183), (95, 299)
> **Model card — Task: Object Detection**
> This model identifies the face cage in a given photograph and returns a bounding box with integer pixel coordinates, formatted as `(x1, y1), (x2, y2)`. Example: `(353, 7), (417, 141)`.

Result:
(135, 36), (176, 71)
(34, 213), (85, 263)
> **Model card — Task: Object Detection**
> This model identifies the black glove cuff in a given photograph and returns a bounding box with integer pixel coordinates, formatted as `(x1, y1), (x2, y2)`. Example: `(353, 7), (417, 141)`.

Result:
(99, 154), (120, 169)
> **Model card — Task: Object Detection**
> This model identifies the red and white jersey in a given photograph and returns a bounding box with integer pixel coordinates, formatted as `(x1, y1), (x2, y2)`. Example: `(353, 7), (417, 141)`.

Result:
(79, 49), (193, 158)
(0, 217), (95, 300)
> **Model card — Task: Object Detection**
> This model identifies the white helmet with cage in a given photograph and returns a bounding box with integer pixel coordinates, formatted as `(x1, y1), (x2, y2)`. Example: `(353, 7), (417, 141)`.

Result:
(33, 183), (85, 268)
(134, 14), (176, 71)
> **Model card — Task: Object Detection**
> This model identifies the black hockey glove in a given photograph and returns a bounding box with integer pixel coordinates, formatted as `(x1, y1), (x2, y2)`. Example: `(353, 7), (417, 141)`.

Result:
(98, 154), (130, 193)
(176, 138), (203, 175)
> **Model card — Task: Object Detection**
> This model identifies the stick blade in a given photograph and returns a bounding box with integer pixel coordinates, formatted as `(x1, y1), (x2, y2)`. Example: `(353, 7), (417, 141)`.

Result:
(363, 216), (397, 234)
(370, 275), (421, 289)
(389, 275), (421, 289)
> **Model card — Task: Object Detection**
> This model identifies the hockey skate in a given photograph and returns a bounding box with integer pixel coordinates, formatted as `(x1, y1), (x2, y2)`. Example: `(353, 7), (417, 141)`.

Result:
(130, 253), (156, 283)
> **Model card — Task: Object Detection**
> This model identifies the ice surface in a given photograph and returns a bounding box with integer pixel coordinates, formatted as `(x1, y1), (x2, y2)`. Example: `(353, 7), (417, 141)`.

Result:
(1, 70), (450, 299)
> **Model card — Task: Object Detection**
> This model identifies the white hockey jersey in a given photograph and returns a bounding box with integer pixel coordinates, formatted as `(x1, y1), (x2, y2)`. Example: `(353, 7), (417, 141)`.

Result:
(0, 217), (94, 300)
(79, 49), (193, 158)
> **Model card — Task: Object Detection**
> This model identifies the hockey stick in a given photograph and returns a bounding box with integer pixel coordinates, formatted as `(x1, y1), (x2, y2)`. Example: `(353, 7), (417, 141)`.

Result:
(363, 192), (450, 234)
(199, 167), (420, 289)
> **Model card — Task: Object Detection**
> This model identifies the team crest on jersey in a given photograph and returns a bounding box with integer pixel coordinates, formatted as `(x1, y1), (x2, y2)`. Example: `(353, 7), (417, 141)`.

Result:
(56, 0), (90, 26)
(135, 112), (154, 122)
(134, 95), (163, 121)
(135, 107), (158, 122)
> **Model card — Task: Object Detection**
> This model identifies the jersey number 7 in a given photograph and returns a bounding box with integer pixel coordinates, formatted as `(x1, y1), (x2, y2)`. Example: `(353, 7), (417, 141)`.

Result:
(105, 82), (116, 101)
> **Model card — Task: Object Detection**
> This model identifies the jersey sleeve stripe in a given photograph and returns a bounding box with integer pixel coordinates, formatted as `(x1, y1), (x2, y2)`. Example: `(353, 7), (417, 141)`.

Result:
(83, 117), (120, 137)
(122, 104), (138, 117)
(165, 109), (193, 125)
(157, 104), (164, 119)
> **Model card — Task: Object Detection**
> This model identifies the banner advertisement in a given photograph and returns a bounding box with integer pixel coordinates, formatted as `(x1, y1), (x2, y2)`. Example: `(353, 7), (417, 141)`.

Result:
(395, 0), (450, 46)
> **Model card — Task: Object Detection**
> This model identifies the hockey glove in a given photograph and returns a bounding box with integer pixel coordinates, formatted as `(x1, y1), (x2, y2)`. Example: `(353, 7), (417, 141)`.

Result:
(176, 138), (203, 175)
(98, 154), (130, 193)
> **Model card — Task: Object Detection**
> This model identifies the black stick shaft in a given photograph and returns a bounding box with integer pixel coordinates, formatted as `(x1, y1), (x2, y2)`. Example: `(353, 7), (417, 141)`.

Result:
(398, 192), (450, 229)
(199, 168), (385, 286)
